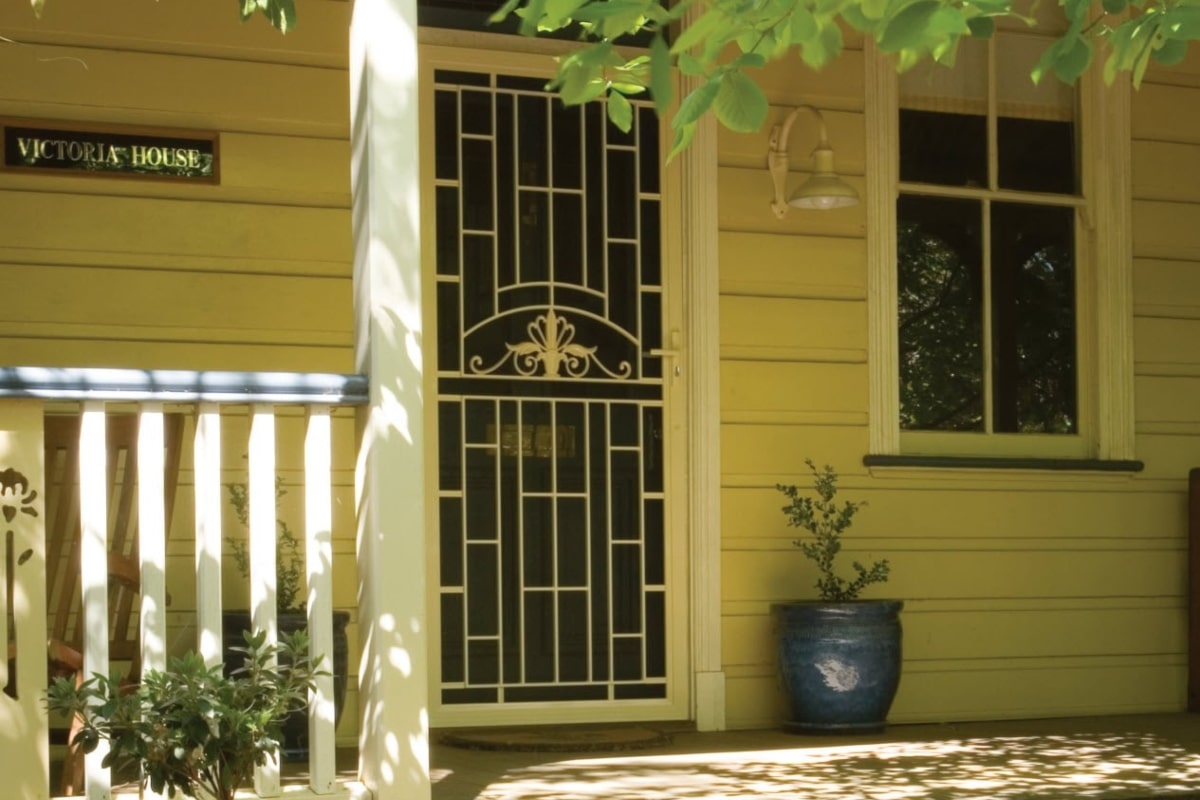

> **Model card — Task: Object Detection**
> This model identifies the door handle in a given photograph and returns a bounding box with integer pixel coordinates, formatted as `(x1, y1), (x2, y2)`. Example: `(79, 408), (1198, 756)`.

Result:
(646, 330), (682, 377)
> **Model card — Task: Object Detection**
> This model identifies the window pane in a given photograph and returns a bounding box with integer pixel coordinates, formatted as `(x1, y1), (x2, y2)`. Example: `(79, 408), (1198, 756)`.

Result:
(990, 202), (1077, 433)
(995, 30), (1076, 194)
(995, 28), (1075, 140)
(899, 109), (987, 187)
(998, 116), (1076, 194)
(897, 195), (984, 431)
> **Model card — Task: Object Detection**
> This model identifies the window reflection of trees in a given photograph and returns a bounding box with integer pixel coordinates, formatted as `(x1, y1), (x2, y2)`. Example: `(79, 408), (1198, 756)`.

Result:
(897, 208), (984, 432)
(898, 204), (1076, 434)
(993, 244), (1080, 434)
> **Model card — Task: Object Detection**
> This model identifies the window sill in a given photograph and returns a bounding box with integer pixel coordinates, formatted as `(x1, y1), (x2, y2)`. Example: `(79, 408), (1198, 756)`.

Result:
(862, 454), (1144, 473)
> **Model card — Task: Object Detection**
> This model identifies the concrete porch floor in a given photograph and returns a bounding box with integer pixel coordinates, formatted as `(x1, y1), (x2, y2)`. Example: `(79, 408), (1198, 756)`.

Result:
(420, 714), (1200, 800)
(75, 713), (1200, 798)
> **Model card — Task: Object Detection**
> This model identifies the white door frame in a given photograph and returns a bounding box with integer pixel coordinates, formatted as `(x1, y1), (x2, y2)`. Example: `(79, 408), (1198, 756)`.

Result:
(417, 35), (723, 729)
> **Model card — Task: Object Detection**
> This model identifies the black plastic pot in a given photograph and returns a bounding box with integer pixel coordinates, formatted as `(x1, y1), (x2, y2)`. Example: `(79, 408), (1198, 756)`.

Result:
(773, 599), (903, 734)
(222, 609), (350, 760)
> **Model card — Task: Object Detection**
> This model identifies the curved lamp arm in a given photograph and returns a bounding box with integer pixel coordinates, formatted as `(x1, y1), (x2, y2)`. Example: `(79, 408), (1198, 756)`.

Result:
(767, 105), (858, 217)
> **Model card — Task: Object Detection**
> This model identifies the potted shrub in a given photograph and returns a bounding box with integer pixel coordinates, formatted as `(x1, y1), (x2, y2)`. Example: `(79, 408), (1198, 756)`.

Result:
(46, 631), (323, 800)
(224, 478), (350, 759)
(773, 459), (902, 733)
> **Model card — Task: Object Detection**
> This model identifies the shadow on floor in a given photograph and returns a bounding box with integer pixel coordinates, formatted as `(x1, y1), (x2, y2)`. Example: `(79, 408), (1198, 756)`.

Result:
(430, 714), (1200, 800)
(50, 714), (1200, 799)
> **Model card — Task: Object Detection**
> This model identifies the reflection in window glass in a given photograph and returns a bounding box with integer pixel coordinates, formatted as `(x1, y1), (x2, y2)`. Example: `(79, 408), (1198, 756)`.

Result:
(998, 117), (1076, 194)
(897, 30), (1080, 440)
(899, 110), (987, 187)
(991, 203), (1077, 432)
(897, 196), (984, 431)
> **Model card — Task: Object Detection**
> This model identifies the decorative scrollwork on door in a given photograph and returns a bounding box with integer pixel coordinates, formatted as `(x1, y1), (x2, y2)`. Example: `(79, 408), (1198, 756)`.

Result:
(469, 308), (632, 379)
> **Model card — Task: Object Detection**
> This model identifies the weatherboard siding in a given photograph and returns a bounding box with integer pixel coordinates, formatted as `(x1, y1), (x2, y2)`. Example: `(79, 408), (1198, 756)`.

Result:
(0, 0), (360, 744)
(0, 0), (354, 374)
(2, 0), (1197, 737)
(718, 49), (1197, 729)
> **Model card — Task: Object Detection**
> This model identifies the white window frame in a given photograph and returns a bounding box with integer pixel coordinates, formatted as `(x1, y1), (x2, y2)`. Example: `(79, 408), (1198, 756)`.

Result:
(865, 38), (1135, 462)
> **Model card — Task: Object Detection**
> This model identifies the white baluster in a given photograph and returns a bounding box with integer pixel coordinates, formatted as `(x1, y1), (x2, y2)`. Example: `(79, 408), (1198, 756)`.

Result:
(306, 405), (336, 793)
(137, 405), (167, 800)
(79, 403), (110, 800)
(250, 404), (280, 798)
(194, 405), (222, 667)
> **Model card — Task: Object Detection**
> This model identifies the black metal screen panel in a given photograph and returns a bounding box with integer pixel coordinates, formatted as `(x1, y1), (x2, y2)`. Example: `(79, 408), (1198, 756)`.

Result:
(433, 70), (666, 705)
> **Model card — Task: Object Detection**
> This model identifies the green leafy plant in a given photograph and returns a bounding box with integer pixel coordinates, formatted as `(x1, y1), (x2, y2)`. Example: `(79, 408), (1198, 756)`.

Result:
(46, 630), (323, 800)
(777, 459), (890, 602)
(227, 477), (304, 613)
(26, 0), (1198, 156)
(487, 0), (1199, 156)
(237, 0), (296, 32)
(31, 0), (297, 32)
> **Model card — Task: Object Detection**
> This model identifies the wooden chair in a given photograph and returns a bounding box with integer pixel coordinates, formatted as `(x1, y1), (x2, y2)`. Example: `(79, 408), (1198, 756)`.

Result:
(42, 413), (183, 796)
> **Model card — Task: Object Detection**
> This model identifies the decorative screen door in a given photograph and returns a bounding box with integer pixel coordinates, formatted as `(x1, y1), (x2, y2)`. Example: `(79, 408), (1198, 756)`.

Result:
(428, 65), (680, 718)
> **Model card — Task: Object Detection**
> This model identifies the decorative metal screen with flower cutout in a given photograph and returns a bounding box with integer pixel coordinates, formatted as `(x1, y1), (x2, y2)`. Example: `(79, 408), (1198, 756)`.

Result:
(432, 70), (669, 707)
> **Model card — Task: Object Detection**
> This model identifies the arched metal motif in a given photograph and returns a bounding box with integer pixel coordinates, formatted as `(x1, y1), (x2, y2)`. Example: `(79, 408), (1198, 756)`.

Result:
(469, 308), (632, 379)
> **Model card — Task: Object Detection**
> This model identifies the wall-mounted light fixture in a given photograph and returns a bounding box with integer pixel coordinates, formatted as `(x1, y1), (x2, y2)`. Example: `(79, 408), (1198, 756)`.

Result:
(767, 105), (860, 216)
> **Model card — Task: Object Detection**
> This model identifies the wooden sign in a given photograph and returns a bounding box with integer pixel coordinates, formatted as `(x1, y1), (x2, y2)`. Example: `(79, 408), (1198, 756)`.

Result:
(1, 119), (219, 183)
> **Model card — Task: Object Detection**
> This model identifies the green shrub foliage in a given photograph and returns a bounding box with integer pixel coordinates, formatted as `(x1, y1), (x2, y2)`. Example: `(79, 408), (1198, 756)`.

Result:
(46, 630), (324, 800)
(778, 460), (890, 602)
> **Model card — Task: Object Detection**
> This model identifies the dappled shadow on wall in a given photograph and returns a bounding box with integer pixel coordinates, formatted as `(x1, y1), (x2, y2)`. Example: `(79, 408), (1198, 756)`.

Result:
(448, 732), (1200, 800)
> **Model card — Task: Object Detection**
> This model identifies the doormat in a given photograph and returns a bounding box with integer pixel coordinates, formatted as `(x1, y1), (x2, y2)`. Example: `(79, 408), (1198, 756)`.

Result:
(440, 725), (673, 753)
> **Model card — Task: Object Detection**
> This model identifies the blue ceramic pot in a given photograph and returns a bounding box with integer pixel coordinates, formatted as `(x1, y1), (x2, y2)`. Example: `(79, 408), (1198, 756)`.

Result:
(773, 600), (903, 733)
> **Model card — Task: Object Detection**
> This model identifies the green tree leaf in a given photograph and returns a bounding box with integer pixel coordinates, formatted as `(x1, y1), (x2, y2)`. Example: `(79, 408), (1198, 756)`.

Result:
(1032, 34), (1067, 83)
(238, 0), (296, 32)
(541, 0), (588, 28)
(790, 4), (818, 41)
(862, 0), (889, 21)
(1054, 33), (1093, 83)
(270, 0), (296, 32)
(30, 0), (45, 17)
(732, 52), (768, 69)
(1102, 0), (1128, 13)
(649, 34), (674, 115)
(1160, 6), (1200, 38)
(801, 18), (845, 68)
(967, 16), (995, 38)
(489, 0), (525, 23)
(607, 91), (635, 132)
(1132, 29), (1155, 85)
(677, 52), (707, 76)
(674, 78), (721, 127)
(1152, 37), (1189, 65)
(667, 120), (699, 161)
(713, 70), (769, 132)
(878, 1), (941, 52)
(516, 0), (548, 36)
(560, 64), (608, 105)
(842, 3), (879, 33)
(571, 0), (653, 38)
(670, 7), (724, 54)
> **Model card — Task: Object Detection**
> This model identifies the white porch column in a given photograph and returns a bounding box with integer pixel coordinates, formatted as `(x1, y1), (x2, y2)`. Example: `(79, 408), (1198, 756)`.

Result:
(349, 1), (429, 799)
(679, 42), (726, 731)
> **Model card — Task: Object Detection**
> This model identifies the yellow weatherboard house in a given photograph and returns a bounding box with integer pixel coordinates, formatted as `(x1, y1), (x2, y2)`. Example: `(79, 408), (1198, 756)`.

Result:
(0, 0), (1196, 799)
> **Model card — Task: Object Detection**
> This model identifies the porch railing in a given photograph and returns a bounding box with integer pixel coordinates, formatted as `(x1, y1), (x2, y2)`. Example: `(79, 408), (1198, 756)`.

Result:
(0, 367), (368, 800)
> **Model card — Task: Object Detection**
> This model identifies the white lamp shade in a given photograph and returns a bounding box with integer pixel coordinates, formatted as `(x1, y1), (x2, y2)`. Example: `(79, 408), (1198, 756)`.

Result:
(790, 172), (860, 209)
